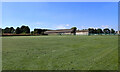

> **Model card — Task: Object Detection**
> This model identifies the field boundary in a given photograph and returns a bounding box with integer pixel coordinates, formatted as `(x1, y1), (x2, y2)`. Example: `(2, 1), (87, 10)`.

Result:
(1, 70), (119, 72)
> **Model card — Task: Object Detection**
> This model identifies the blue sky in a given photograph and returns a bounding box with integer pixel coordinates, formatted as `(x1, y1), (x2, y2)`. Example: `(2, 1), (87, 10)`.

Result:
(2, 2), (118, 31)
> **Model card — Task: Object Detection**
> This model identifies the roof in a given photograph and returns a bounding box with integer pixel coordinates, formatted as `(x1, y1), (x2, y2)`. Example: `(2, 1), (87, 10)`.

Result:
(44, 29), (89, 34)
(76, 30), (88, 32)
(44, 29), (73, 34)
(116, 31), (120, 32)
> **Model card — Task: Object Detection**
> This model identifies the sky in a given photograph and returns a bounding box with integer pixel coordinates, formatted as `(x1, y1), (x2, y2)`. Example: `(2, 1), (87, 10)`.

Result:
(2, 2), (118, 31)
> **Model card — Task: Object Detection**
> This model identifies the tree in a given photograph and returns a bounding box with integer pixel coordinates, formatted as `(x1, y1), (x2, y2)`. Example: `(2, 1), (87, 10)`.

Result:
(110, 29), (115, 34)
(103, 28), (110, 34)
(34, 29), (42, 34)
(88, 28), (95, 35)
(71, 27), (77, 35)
(41, 29), (47, 35)
(2, 29), (4, 34)
(10, 27), (15, 33)
(4, 27), (11, 33)
(97, 28), (103, 34)
(0, 28), (2, 35)
(25, 26), (30, 33)
(3, 27), (15, 33)
(16, 27), (21, 34)
(21, 25), (26, 33)
(20, 25), (30, 33)
(31, 31), (34, 35)
(94, 29), (97, 34)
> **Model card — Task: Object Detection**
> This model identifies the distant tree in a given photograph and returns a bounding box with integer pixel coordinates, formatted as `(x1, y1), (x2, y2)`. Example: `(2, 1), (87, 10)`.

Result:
(20, 25), (30, 33)
(31, 31), (34, 35)
(1, 29), (3, 34)
(88, 28), (95, 34)
(25, 26), (30, 33)
(110, 29), (115, 34)
(4, 27), (11, 33)
(103, 28), (110, 34)
(3, 27), (15, 33)
(71, 27), (77, 35)
(10, 27), (15, 33)
(34, 29), (42, 34)
(21, 25), (26, 32)
(94, 29), (97, 34)
(41, 29), (48, 35)
(97, 28), (103, 34)
(16, 27), (21, 34)
(0, 28), (2, 35)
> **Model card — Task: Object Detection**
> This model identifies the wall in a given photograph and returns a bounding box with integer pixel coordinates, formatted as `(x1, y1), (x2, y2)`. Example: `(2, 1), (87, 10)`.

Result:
(76, 32), (88, 35)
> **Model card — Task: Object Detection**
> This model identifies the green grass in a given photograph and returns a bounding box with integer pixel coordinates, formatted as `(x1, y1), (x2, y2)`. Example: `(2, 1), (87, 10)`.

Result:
(2, 35), (118, 70)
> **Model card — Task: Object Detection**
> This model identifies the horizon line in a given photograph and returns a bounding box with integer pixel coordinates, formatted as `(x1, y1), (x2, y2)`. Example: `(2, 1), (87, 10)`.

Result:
(1, 0), (120, 2)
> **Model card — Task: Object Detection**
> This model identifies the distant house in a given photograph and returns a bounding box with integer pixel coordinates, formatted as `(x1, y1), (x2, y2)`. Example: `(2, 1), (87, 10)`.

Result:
(44, 29), (74, 35)
(76, 30), (89, 35)
(44, 29), (89, 35)
(116, 31), (120, 35)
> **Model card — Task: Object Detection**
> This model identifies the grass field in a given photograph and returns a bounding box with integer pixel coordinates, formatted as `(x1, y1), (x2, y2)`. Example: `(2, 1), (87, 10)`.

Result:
(2, 35), (118, 70)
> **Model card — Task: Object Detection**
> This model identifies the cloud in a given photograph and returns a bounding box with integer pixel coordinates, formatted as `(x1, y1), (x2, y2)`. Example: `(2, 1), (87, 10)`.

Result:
(55, 24), (71, 29)
(79, 26), (88, 29)
(101, 25), (109, 28)
(35, 22), (43, 25)
(88, 25), (110, 29)
(66, 24), (70, 26)
(36, 22), (40, 24)
(88, 26), (102, 29)
(56, 25), (66, 29)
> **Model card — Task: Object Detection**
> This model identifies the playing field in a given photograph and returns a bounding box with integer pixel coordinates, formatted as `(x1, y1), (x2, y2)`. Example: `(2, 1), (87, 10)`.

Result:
(2, 35), (118, 70)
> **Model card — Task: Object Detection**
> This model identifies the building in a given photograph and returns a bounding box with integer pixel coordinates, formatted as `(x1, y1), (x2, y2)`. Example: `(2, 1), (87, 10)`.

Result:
(76, 30), (89, 35)
(116, 31), (120, 35)
(44, 29), (74, 35)
(44, 29), (89, 35)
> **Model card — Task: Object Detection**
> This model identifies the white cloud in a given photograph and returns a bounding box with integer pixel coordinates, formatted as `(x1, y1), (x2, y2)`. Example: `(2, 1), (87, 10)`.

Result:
(55, 24), (71, 29)
(79, 26), (87, 29)
(101, 25), (109, 28)
(88, 27), (101, 29)
(56, 25), (66, 29)
(36, 22), (42, 25)
(88, 25), (110, 29)
(66, 24), (70, 26)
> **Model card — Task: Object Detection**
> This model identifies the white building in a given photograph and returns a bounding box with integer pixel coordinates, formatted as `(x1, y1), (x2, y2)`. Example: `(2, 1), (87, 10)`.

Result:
(116, 31), (120, 35)
(44, 29), (89, 35)
(76, 30), (89, 35)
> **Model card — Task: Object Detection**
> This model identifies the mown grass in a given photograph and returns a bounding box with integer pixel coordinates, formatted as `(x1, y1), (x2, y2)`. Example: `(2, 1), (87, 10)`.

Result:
(2, 35), (118, 70)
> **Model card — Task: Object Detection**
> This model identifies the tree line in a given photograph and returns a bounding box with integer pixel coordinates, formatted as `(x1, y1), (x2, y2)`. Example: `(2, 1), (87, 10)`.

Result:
(2, 25), (47, 35)
(2, 26), (30, 34)
(1, 25), (116, 35)
(88, 28), (115, 35)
